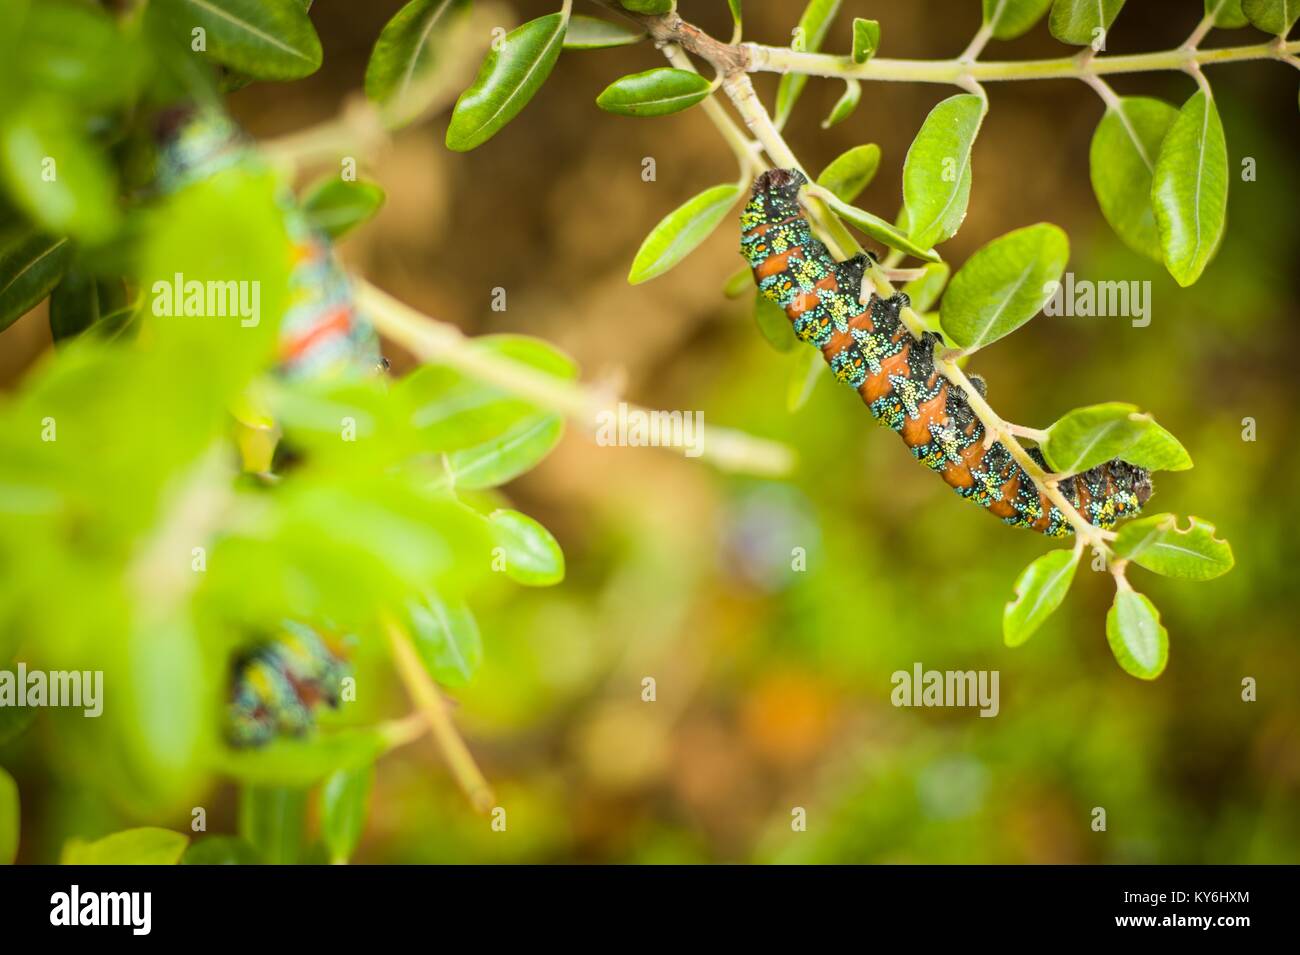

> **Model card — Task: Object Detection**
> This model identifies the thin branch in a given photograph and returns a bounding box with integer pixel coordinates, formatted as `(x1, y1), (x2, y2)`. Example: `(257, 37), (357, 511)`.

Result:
(384, 613), (495, 814)
(353, 279), (797, 476)
(744, 38), (1300, 85)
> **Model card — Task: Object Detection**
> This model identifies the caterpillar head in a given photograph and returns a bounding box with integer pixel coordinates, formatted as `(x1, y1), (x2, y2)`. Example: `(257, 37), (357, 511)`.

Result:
(752, 168), (807, 198)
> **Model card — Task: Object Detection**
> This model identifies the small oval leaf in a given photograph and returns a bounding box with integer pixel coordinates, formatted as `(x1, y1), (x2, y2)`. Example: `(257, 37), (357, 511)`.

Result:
(0, 232), (72, 332)
(816, 144), (881, 203)
(159, 0), (323, 80)
(408, 592), (482, 686)
(1242, 0), (1300, 34)
(489, 508), (565, 586)
(1113, 513), (1233, 580)
(1003, 547), (1080, 647)
(984, 0), (1053, 39)
(902, 94), (985, 249)
(754, 293), (797, 351)
(628, 183), (744, 284)
(901, 261), (951, 314)
(786, 346), (824, 412)
(1151, 89), (1228, 287)
(1040, 402), (1147, 475)
(851, 18), (880, 62)
(564, 15), (646, 49)
(302, 178), (386, 239)
(1049, 0), (1127, 46)
(1106, 588), (1168, 680)
(821, 79), (862, 129)
(365, 0), (472, 110)
(1089, 96), (1178, 262)
(939, 222), (1069, 351)
(445, 13), (567, 152)
(445, 413), (564, 489)
(815, 189), (942, 263)
(596, 68), (712, 118)
(774, 0), (842, 128)
(321, 765), (373, 864)
(61, 827), (189, 865)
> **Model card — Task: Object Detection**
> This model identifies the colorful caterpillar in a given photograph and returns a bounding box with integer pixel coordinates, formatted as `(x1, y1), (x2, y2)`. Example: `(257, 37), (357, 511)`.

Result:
(740, 169), (1152, 537)
(153, 108), (384, 379)
(154, 109), (370, 744)
(226, 621), (349, 748)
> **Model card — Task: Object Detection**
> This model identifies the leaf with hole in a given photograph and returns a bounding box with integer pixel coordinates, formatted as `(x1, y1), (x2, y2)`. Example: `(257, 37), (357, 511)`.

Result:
(1113, 513), (1233, 580)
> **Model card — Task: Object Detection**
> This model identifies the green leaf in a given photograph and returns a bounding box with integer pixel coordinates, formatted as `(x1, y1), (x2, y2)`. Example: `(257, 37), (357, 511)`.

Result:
(159, 0), (323, 80)
(939, 222), (1069, 351)
(816, 144), (881, 203)
(366, 0), (471, 110)
(489, 508), (565, 586)
(902, 94), (985, 249)
(901, 261), (951, 313)
(321, 765), (373, 864)
(619, 0), (672, 13)
(238, 786), (306, 865)
(0, 110), (119, 242)
(1089, 96), (1179, 262)
(1205, 0), (1250, 28)
(754, 293), (797, 351)
(1242, 0), (1299, 33)
(302, 177), (386, 239)
(1048, 0), (1127, 46)
(774, 0), (842, 128)
(815, 189), (942, 263)
(821, 79), (862, 128)
(49, 268), (102, 342)
(16, 0), (144, 108)
(1106, 588), (1168, 679)
(1113, 513), (1234, 580)
(408, 591), (482, 686)
(564, 15), (645, 49)
(445, 13), (567, 151)
(728, 0), (743, 35)
(216, 727), (391, 786)
(0, 767), (16, 865)
(1117, 419), (1192, 471)
(1151, 90), (1228, 287)
(983, 0), (1053, 38)
(787, 346), (824, 411)
(851, 18), (881, 62)
(1003, 547), (1080, 647)
(1040, 402), (1149, 474)
(628, 182), (744, 284)
(596, 68), (712, 118)
(0, 231), (71, 332)
(723, 265), (752, 298)
(445, 413), (563, 489)
(61, 827), (189, 865)
(181, 836), (262, 865)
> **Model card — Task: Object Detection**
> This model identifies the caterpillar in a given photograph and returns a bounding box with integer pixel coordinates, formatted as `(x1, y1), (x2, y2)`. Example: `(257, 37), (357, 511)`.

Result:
(153, 108), (384, 379)
(153, 109), (370, 744)
(226, 621), (350, 748)
(740, 169), (1152, 537)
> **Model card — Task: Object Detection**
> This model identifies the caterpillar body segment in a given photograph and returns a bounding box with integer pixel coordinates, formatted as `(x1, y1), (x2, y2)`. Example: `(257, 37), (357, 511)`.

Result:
(740, 168), (1152, 537)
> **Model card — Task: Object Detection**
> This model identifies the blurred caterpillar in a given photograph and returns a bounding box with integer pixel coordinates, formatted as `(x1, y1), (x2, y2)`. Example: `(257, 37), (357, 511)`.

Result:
(154, 109), (370, 745)
(740, 169), (1152, 537)
(226, 621), (349, 748)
